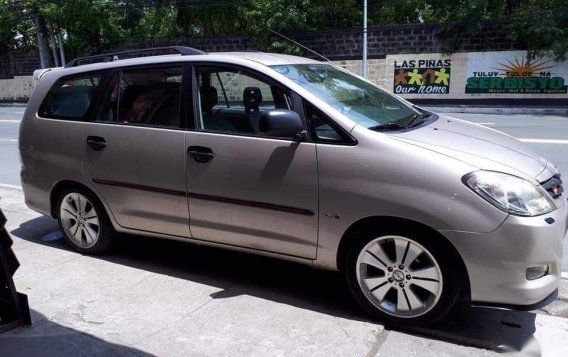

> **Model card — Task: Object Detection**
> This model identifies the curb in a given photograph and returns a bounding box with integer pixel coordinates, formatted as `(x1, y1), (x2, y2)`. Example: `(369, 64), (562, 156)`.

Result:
(423, 106), (568, 116)
(0, 102), (27, 108)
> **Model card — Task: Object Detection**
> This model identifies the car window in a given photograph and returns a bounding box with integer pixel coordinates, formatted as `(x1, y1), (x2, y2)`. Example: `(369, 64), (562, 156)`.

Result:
(304, 101), (353, 144)
(38, 73), (103, 120)
(98, 66), (183, 129)
(272, 64), (419, 129)
(194, 66), (293, 136)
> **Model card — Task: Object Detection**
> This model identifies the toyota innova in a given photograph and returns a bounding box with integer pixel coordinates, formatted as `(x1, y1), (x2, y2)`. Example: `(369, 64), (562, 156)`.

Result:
(19, 47), (566, 326)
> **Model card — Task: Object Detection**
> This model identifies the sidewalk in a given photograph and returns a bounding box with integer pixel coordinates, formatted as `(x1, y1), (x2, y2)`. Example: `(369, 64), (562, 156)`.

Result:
(1, 185), (568, 356)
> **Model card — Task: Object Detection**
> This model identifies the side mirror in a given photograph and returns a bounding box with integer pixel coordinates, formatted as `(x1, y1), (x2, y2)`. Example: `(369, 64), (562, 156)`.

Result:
(259, 110), (305, 141)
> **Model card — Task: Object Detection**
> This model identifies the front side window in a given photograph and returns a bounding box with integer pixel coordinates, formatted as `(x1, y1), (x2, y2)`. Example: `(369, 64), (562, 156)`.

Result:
(194, 66), (292, 135)
(304, 101), (352, 144)
(39, 73), (103, 120)
(98, 66), (182, 129)
(271, 64), (420, 128)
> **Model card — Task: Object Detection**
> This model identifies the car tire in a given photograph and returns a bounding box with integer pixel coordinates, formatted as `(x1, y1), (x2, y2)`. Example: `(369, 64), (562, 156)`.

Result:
(345, 226), (461, 326)
(56, 187), (116, 254)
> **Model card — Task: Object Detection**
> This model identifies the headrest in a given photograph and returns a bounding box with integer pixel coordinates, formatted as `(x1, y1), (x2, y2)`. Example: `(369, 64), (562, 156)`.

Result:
(243, 87), (262, 112)
(200, 85), (218, 114)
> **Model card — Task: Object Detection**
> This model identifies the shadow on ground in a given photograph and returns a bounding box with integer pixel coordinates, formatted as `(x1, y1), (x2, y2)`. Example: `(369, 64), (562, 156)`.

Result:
(0, 309), (153, 357)
(12, 216), (540, 353)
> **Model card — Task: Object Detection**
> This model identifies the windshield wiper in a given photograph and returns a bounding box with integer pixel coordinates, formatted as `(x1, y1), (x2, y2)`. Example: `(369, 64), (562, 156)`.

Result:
(368, 122), (407, 131)
(405, 112), (431, 128)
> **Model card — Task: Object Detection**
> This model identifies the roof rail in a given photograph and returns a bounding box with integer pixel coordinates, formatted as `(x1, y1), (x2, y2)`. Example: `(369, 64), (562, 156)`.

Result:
(64, 46), (206, 68)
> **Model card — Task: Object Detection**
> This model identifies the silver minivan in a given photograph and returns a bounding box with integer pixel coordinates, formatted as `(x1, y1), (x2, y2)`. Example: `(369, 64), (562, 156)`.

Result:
(20, 47), (566, 326)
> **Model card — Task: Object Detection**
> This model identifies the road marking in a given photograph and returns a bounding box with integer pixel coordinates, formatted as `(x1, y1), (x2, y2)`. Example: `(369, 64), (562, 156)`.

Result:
(562, 272), (568, 280)
(0, 120), (21, 123)
(518, 138), (568, 145)
(0, 183), (22, 190)
(475, 122), (495, 125)
(0, 139), (17, 142)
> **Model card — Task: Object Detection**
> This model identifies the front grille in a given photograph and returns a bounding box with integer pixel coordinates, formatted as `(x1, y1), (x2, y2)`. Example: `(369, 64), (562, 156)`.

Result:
(541, 174), (563, 199)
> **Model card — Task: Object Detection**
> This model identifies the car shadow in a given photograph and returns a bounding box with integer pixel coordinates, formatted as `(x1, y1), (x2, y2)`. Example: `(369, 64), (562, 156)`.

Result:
(0, 309), (153, 357)
(11, 216), (541, 354)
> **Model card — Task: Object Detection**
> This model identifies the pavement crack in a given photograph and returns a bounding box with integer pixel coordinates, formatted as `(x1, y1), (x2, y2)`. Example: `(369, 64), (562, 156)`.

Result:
(131, 273), (152, 287)
(334, 317), (349, 338)
(366, 328), (389, 357)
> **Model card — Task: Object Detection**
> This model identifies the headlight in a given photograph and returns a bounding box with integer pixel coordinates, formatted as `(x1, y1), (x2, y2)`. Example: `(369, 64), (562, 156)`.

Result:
(463, 171), (556, 216)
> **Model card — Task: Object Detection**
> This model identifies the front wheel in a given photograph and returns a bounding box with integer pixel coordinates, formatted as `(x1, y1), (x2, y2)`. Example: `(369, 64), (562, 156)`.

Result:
(345, 229), (461, 326)
(57, 188), (116, 254)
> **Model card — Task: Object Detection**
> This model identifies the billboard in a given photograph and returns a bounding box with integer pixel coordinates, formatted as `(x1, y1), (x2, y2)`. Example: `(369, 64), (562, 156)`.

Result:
(465, 51), (568, 94)
(393, 58), (451, 95)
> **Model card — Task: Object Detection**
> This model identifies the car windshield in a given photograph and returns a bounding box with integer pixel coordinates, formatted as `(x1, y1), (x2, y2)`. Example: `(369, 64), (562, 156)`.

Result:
(271, 64), (420, 128)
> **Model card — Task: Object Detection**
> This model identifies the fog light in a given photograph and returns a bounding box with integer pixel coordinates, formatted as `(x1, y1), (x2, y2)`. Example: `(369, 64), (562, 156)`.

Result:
(526, 265), (549, 280)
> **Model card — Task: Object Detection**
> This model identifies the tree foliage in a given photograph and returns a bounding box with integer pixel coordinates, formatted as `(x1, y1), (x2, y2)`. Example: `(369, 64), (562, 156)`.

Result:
(1, 0), (566, 60)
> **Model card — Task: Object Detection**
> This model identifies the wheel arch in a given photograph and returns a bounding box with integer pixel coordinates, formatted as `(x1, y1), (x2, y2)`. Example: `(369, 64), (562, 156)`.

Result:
(336, 215), (471, 297)
(50, 180), (100, 218)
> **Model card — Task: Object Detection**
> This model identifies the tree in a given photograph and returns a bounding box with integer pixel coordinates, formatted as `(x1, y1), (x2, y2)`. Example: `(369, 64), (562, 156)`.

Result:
(0, 0), (566, 62)
(420, 0), (568, 60)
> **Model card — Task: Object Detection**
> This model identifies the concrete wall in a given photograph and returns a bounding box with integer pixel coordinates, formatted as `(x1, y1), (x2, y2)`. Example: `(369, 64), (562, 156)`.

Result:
(0, 76), (36, 102)
(335, 51), (568, 101)
(2, 50), (566, 103)
(0, 49), (40, 79)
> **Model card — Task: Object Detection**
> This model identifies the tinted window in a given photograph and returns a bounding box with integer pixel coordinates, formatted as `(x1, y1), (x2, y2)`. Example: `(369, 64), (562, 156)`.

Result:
(98, 66), (182, 129)
(195, 66), (292, 135)
(39, 74), (103, 120)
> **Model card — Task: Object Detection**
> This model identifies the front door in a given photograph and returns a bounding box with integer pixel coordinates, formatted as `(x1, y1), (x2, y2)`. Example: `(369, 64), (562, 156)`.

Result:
(186, 65), (318, 258)
(85, 65), (190, 237)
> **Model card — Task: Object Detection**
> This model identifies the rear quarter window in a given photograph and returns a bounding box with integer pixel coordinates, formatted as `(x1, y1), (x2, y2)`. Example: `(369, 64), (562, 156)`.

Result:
(38, 73), (103, 120)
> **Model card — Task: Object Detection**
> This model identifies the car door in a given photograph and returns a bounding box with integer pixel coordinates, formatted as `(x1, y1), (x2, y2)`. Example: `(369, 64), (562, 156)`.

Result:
(185, 64), (318, 258)
(84, 64), (191, 238)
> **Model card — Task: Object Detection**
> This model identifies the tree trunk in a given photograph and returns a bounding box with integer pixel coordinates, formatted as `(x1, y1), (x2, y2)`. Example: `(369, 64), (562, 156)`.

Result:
(30, 8), (53, 68)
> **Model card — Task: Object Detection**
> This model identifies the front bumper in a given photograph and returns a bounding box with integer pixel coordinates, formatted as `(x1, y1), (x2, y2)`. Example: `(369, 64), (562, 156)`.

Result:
(440, 197), (567, 308)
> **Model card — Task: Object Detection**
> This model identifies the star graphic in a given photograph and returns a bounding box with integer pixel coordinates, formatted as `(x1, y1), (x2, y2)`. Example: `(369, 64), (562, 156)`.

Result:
(408, 69), (422, 85)
(434, 68), (450, 85)
(394, 69), (407, 85)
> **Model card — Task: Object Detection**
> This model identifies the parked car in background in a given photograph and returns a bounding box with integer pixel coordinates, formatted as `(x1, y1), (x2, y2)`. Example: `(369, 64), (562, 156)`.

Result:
(20, 47), (566, 326)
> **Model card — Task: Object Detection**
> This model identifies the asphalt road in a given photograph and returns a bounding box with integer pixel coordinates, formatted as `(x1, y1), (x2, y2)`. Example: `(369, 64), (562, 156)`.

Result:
(0, 106), (22, 187)
(1, 106), (567, 272)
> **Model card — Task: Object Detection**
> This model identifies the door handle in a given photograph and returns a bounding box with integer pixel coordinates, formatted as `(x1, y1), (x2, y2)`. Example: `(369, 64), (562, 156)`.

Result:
(87, 136), (107, 151)
(188, 146), (215, 163)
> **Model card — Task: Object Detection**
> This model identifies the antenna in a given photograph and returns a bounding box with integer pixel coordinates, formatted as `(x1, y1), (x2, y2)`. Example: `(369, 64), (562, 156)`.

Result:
(268, 29), (332, 63)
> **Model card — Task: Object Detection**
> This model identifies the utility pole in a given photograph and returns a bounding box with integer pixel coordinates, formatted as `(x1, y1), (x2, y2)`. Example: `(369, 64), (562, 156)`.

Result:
(57, 29), (66, 66)
(362, 0), (368, 78)
(50, 30), (60, 67)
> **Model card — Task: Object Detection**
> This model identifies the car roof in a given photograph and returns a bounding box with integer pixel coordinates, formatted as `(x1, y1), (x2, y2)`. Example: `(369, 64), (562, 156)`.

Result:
(40, 51), (323, 79)
(212, 52), (321, 66)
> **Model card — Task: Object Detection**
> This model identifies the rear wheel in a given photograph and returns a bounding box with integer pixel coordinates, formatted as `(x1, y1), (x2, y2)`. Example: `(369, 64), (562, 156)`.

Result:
(345, 228), (460, 326)
(57, 188), (115, 254)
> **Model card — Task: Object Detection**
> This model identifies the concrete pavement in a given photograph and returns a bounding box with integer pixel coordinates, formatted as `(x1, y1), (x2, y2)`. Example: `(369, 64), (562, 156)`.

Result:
(1, 185), (568, 356)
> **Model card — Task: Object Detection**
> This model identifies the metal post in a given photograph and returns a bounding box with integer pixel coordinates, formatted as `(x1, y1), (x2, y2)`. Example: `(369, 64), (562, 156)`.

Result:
(362, 0), (368, 78)
(50, 31), (60, 67)
(57, 29), (66, 65)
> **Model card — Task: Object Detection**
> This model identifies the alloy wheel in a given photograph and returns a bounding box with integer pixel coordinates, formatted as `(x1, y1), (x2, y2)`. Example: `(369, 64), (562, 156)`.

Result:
(355, 235), (443, 318)
(60, 192), (100, 249)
